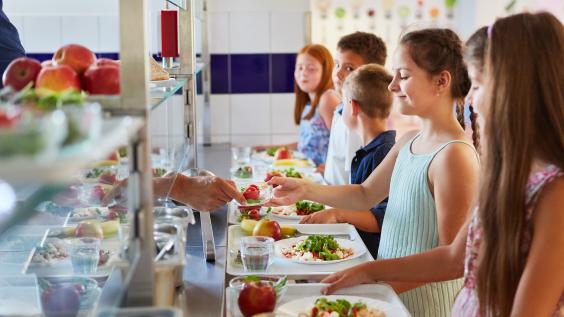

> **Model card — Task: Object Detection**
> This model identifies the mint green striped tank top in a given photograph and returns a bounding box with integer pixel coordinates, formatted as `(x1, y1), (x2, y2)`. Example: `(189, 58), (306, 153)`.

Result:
(377, 134), (478, 317)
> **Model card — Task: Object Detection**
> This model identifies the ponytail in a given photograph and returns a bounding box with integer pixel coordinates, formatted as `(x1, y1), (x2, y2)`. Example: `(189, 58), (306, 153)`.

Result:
(469, 104), (481, 154)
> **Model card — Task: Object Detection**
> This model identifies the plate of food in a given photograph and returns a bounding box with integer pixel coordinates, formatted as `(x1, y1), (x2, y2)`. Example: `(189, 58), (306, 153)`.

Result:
(79, 166), (118, 185)
(252, 147), (307, 163)
(237, 183), (272, 207)
(65, 206), (125, 224)
(277, 295), (398, 317)
(26, 236), (115, 277)
(275, 235), (365, 264)
(270, 201), (325, 220)
(231, 165), (253, 179)
(236, 206), (270, 222)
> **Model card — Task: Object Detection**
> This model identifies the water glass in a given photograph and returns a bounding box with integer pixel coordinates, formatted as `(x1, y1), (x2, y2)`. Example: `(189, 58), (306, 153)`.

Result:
(240, 236), (274, 272)
(70, 237), (101, 275)
(231, 146), (252, 166)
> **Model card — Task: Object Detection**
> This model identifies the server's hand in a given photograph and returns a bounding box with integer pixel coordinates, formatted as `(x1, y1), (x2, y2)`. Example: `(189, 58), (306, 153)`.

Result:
(170, 174), (246, 211)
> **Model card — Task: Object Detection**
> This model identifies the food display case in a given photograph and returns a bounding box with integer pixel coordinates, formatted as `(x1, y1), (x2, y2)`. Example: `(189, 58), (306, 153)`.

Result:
(0, 0), (202, 315)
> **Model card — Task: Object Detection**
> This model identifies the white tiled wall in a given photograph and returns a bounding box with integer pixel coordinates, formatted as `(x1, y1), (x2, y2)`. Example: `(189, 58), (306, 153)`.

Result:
(98, 15), (119, 52)
(269, 12), (306, 53)
(209, 95), (230, 136)
(270, 94), (298, 135)
(208, 12), (230, 54)
(208, 0), (307, 144)
(230, 95), (270, 135)
(62, 16), (100, 51)
(22, 16), (63, 52)
(228, 12), (270, 54)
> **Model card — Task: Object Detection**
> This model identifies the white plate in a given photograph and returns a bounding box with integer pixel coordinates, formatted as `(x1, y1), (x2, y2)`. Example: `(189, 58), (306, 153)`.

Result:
(276, 295), (402, 317)
(270, 206), (304, 221)
(275, 236), (366, 264)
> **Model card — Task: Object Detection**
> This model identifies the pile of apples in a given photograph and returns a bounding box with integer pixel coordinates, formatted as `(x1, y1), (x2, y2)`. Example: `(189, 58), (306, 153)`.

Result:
(2, 44), (120, 95)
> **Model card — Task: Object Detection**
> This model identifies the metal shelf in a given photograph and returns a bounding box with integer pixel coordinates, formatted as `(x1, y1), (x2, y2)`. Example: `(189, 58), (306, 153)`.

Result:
(0, 117), (144, 184)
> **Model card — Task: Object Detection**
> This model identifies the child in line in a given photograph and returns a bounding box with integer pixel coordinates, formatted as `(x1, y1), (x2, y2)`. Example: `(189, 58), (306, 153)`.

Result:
(320, 12), (564, 317)
(301, 64), (395, 259)
(268, 28), (480, 316)
(254, 44), (340, 166)
(323, 32), (386, 184)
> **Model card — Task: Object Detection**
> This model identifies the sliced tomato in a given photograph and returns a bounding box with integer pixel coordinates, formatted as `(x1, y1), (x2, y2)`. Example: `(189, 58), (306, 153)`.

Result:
(248, 209), (261, 220)
(242, 185), (260, 200)
(0, 106), (22, 128)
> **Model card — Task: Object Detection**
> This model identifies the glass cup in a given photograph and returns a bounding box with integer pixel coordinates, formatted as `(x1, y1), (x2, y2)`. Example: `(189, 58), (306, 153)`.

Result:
(240, 236), (274, 272)
(231, 146), (252, 166)
(70, 237), (101, 275)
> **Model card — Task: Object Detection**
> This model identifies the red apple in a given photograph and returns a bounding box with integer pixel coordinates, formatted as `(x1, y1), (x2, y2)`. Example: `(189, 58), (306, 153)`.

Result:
(274, 147), (291, 160)
(242, 184), (260, 201)
(95, 58), (119, 68)
(41, 285), (80, 317)
(2, 57), (42, 90)
(35, 65), (81, 93)
(82, 63), (120, 95)
(252, 219), (282, 241)
(237, 281), (276, 317)
(53, 44), (96, 75)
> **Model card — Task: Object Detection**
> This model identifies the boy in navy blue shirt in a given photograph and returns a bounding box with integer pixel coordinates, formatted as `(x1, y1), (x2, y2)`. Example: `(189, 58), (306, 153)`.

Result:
(301, 64), (394, 258)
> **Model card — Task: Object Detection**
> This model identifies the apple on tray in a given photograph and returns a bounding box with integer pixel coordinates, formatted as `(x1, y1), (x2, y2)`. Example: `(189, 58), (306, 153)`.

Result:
(52, 44), (96, 76)
(2, 57), (42, 91)
(74, 220), (103, 239)
(252, 219), (282, 241)
(274, 147), (291, 160)
(237, 280), (277, 317)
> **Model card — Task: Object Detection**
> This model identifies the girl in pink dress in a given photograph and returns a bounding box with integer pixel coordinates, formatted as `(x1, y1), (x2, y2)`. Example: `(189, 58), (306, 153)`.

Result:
(318, 12), (564, 317)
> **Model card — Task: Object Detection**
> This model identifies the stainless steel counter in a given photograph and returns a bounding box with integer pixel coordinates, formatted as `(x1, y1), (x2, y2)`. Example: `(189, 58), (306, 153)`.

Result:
(181, 144), (231, 317)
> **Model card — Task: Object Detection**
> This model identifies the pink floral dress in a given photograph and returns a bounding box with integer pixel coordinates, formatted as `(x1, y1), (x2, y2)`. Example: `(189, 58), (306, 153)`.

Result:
(452, 164), (564, 316)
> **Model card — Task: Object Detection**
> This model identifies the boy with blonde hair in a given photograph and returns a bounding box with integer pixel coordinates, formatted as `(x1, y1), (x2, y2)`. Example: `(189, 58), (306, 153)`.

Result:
(302, 64), (395, 257)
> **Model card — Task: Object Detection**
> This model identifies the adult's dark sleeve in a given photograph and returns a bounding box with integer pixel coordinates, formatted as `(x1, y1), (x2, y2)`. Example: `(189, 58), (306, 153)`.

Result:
(0, 0), (26, 86)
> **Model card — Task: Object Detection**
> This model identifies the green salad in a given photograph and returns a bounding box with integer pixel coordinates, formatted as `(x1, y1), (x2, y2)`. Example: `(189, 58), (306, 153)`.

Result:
(295, 235), (341, 261)
(281, 167), (302, 178)
(266, 147), (279, 156)
(233, 165), (253, 178)
(311, 298), (368, 317)
(295, 200), (325, 215)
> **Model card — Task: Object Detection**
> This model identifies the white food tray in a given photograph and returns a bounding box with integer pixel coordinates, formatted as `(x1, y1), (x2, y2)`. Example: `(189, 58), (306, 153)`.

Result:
(226, 224), (373, 279)
(22, 229), (122, 278)
(225, 283), (411, 317)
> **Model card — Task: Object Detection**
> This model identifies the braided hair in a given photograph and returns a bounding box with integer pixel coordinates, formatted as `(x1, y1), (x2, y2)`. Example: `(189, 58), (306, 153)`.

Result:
(463, 26), (489, 155)
(400, 29), (477, 149)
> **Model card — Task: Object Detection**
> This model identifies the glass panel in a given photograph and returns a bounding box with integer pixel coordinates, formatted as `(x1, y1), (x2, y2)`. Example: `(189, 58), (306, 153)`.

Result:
(0, 115), (143, 316)
(150, 79), (186, 111)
